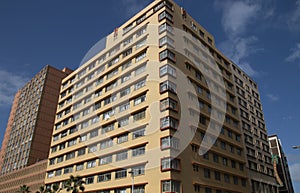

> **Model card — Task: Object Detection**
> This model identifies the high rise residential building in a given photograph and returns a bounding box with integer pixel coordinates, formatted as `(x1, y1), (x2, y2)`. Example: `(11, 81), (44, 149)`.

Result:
(44, 0), (277, 193)
(269, 135), (294, 193)
(0, 65), (72, 175)
(231, 63), (278, 192)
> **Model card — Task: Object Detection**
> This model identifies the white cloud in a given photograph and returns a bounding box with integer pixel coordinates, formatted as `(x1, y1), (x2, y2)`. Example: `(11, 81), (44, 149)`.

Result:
(121, 0), (150, 17)
(239, 63), (259, 77)
(219, 36), (261, 77)
(282, 116), (293, 121)
(287, 0), (300, 31)
(0, 70), (28, 107)
(215, 1), (265, 77)
(285, 43), (300, 62)
(289, 163), (300, 182)
(266, 93), (279, 101)
(219, 36), (260, 63)
(217, 1), (261, 36)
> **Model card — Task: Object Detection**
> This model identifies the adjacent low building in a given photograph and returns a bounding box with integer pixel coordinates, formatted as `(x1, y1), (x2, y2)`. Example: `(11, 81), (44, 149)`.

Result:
(269, 135), (294, 193)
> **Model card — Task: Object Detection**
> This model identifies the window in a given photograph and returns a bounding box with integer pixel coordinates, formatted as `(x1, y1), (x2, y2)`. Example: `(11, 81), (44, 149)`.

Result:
(99, 155), (113, 165)
(161, 158), (180, 170)
(224, 174), (230, 183)
(204, 168), (211, 178)
(205, 188), (212, 193)
(106, 81), (118, 91)
(160, 80), (176, 93)
(115, 189), (126, 193)
(132, 146), (145, 157)
(117, 134), (128, 144)
(160, 116), (179, 130)
(91, 116), (100, 124)
(49, 159), (55, 165)
(64, 166), (73, 174)
(136, 38), (146, 49)
(159, 36), (175, 47)
(136, 26), (147, 37)
(116, 151), (128, 161)
(215, 171), (221, 181)
(134, 94), (146, 106)
(106, 69), (118, 79)
(133, 186), (145, 193)
(81, 120), (89, 129)
(160, 98), (177, 111)
(233, 176), (238, 185)
(100, 139), (113, 149)
(159, 64), (176, 77)
(96, 77), (104, 86)
(55, 169), (62, 176)
(158, 11), (173, 21)
(53, 135), (59, 141)
(51, 146), (57, 153)
(68, 139), (77, 147)
(66, 152), (75, 160)
(203, 152), (209, 160)
(88, 144), (98, 153)
(136, 51), (146, 62)
(193, 164), (199, 172)
(82, 108), (90, 116)
(135, 63), (146, 75)
(134, 79), (146, 90)
(132, 128), (145, 139)
(133, 110), (146, 121)
(161, 136), (179, 150)
(221, 141), (226, 150)
(80, 135), (87, 142)
(59, 143), (65, 150)
(98, 172), (111, 182)
(86, 176), (94, 184)
(122, 48), (132, 58)
(120, 87), (130, 98)
(76, 164), (84, 171)
(159, 23), (173, 34)
(89, 129), (98, 138)
(213, 153), (219, 163)
(101, 123), (114, 134)
(115, 169), (127, 179)
(102, 109), (115, 120)
(222, 157), (228, 166)
(132, 165), (145, 176)
(118, 117), (129, 127)
(162, 180), (180, 193)
(69, 126), (78, 134)
(123, 36), (133, 47)
(194, 184), (200, 192)
(48, 171), (54, 178)
(108, 57), (119, 67)
(159, 50), (175, 62)
(241, 178), (247, 187)
(87, 160), (96, 169)
(57, 156), (64, 163)
(61, 131), (68, 138)
(136, 14), (147, 24)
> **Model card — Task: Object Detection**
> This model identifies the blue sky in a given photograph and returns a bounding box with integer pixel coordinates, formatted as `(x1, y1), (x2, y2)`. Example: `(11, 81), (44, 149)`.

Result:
(0, 0), (299, 191)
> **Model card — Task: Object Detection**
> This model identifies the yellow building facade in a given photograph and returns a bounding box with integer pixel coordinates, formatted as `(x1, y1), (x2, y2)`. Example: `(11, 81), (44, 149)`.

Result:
(45, 0), (276, 193)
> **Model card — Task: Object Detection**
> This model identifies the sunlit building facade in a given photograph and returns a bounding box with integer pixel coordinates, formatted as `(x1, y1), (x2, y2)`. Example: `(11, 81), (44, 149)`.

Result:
(45, 0), (277, 193)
